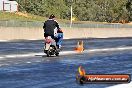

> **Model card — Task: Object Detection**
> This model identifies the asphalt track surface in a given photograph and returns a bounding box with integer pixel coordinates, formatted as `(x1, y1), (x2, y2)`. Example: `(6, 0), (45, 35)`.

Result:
(0, 38), (132, 88)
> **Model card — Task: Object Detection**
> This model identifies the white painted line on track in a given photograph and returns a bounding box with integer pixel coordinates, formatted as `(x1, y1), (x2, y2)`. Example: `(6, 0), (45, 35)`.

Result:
(85, 46), (132, 53)
(0, 46), (132, 59)
(0, 53), (41, 59)
(0, 57), (5, 60)
(107, 82), (132, 88)
(0, 40), (9, 42)
(26, 62), (32, 64)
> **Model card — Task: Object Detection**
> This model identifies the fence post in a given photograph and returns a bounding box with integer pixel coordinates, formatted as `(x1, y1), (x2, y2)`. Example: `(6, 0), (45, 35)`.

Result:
(3, 1), (4, 11)
(26, 21), (27, 27)
(6, 21), (7, 27)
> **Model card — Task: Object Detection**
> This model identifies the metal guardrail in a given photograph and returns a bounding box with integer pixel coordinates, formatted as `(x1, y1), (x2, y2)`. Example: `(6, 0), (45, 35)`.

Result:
(0, 20), (132, 28)
(71, 23), (132, 28)
(0, 20), (43, 27)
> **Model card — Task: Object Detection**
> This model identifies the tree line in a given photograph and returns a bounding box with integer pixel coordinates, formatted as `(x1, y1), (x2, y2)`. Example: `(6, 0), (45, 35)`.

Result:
(15, 0), (132, 22)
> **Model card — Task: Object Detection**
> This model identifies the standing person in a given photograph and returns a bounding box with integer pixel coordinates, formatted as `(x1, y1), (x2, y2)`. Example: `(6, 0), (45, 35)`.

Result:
(43, 14), (60, 39)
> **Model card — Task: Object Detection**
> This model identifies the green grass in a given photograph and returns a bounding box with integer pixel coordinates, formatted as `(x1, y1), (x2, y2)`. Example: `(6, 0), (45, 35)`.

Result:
(0, 11), (72, 27)
(0, 11), (47, 21)
(0, 11), (101, 24)
(0, 11), (72, 24)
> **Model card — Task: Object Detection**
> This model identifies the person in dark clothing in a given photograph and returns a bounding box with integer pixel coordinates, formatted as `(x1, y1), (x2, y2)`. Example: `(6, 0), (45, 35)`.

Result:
(43, 14), (63, 49)
(43, 14), (60, 39)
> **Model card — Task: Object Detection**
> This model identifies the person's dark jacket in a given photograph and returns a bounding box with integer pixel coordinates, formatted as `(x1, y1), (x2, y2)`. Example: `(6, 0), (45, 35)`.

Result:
(43, 19), (60, 37)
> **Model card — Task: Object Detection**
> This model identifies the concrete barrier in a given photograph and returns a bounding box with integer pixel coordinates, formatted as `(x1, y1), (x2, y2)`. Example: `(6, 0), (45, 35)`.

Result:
(0, 27), (132, 40)
(63, 28), (132, 39)
(0, 27), (43, 40)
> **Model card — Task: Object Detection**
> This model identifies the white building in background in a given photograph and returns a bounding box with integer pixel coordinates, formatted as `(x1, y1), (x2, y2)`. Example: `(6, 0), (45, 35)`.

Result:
(0, 0), (18, 12)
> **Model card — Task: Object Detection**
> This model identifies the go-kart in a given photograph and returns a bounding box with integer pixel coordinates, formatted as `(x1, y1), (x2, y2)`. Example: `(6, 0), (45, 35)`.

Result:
(44, 36), (59, 57)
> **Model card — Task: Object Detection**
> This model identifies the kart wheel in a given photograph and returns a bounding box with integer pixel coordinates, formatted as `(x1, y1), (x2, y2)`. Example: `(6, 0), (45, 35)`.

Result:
(46, 50), (51, 57)
(55, 52), (59, 56)
(55, 49), (59, 56)
(44, 50), (47, 53)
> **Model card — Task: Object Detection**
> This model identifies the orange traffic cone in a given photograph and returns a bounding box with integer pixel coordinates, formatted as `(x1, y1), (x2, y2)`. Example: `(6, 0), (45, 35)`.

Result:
(75, 41), (84, 53)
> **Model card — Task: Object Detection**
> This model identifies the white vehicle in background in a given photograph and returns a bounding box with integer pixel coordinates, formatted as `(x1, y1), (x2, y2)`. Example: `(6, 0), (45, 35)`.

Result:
(0, 0), (18, 12)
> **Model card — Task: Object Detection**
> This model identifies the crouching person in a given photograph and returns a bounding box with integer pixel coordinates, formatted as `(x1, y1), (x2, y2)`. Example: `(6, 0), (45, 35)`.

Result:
(55, 28), (63, 50)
